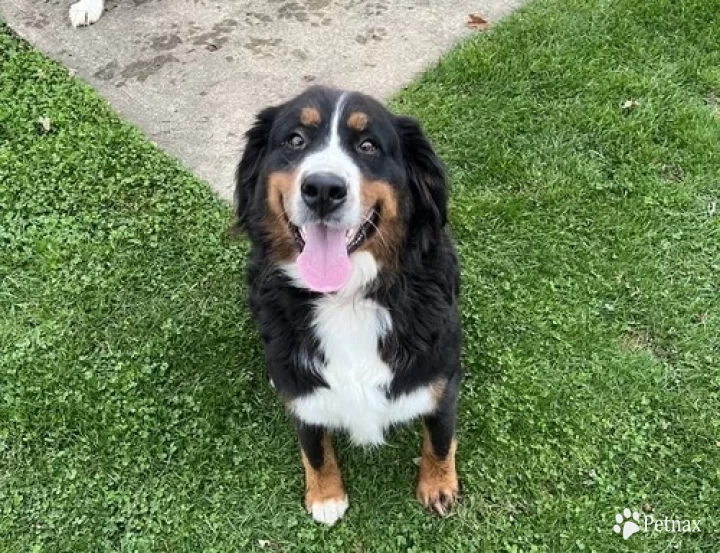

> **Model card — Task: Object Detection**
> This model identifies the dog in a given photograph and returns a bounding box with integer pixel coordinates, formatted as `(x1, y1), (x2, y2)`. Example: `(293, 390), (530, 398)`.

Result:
(69, 0), (104, 28)
(234, 86), (462, 525)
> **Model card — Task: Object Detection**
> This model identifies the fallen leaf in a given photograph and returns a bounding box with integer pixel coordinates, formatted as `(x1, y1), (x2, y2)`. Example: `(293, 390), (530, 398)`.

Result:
(37, 116), (52, 134)
(621, 99), (639, 110)
(467, 13), (489, 31)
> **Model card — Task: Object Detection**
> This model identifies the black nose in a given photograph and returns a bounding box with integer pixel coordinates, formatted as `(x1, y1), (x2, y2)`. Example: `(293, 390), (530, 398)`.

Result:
(301, 173), (348, 217)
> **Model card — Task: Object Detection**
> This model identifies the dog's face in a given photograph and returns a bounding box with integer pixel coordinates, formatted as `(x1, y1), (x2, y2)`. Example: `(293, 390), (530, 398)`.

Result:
(236, 86), (447, 293)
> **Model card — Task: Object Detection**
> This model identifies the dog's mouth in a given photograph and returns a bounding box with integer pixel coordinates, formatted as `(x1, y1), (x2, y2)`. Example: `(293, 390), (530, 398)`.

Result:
(285, 206), (380, 293)
(288, 206), (379, 255)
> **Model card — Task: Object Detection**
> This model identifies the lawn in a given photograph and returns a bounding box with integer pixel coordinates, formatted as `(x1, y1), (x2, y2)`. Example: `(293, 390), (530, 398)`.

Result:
(1, 0), (719, 551)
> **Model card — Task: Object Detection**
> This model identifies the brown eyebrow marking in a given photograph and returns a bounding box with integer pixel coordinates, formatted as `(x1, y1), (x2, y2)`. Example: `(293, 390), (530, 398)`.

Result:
(300, 107), (321, 126)
(347, 111), (368, 132)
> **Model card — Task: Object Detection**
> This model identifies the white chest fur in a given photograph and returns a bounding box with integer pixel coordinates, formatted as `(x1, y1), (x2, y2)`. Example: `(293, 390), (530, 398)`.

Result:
(287, 254), (436, 445)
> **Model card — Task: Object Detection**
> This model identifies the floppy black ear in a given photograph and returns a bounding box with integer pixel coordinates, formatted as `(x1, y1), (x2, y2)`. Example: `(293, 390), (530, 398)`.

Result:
(233, 106), (279, 231)
(395, 116), (448, 238)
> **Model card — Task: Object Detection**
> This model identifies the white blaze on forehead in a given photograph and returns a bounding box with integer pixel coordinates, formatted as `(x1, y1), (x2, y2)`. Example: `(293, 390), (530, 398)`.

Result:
(292, 93), (362, 227)
(300, 93), (354, 179)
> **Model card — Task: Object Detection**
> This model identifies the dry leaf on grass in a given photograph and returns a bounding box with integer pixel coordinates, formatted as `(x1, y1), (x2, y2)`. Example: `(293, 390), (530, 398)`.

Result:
(621, 99), (639, 110)
(467, 13), (490, 31)
(37, 116), (52, 134)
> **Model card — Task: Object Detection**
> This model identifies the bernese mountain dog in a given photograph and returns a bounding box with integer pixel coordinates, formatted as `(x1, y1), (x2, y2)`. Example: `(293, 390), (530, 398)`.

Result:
(234, 86), (462, 525)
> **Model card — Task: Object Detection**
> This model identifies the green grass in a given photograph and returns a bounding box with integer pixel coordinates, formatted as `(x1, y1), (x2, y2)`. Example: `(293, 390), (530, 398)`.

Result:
(1, 0), (719, 550)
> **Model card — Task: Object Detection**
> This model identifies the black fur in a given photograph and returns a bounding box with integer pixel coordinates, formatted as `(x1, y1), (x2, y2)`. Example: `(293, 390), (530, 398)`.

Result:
(395, 115), (449, 252)
(296, 421), (326, 470)
(234, 105), (279, 232)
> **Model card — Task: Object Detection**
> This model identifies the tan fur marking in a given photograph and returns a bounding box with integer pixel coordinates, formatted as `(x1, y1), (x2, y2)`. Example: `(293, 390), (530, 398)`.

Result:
(300, 107), (321, 126)
(359, 179), (403, 268)
(347, 111), (368, 132)
(361, 179), (398, 219)
(417, 425), (458, 516)
(431, 379), (447, 406)
(265, 171), (298, 262)
(301, 433), (346, 510)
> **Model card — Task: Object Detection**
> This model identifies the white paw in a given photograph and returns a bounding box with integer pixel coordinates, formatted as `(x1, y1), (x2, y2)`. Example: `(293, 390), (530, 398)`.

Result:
(308, 496), (348, 526)
(69, 0), (104, 28)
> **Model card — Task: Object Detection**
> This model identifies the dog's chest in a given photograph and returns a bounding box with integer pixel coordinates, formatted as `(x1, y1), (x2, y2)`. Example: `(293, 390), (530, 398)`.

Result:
(290, 293), (435, 445)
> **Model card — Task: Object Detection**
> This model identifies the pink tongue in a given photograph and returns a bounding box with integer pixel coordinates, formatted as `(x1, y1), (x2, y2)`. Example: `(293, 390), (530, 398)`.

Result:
(297, 224), (352, 293)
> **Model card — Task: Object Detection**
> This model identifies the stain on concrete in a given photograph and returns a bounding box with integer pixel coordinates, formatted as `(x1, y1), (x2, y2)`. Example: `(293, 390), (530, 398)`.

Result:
(306, 0), (332, 9)
(277, 3), (309, 22)
(94, 60), (120, 81)
(355, 27), (387, 44)
(151, 34), (182, 51)
(25, 12), (49, 29)
(347, 1), (388, 17)
(245, 11), (273, 25)
(191, 18), (238, 50)
(244, 37), (283, 58)
(277, 0), (332, 22)
(344, 0), (390, 16)
(120, 54), (179, 82)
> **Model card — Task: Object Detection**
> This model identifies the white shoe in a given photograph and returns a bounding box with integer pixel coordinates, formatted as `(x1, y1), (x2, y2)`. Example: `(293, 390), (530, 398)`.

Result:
(69, 0), (105, 28)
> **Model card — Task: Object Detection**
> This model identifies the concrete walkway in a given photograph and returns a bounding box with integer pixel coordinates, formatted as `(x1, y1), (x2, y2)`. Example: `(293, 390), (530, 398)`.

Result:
(1, 0), (523, 200)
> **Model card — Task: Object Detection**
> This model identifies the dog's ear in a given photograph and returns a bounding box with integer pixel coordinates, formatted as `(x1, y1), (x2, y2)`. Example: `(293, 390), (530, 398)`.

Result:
(395, 115), (448, 246)
(233, 106), (279, 232)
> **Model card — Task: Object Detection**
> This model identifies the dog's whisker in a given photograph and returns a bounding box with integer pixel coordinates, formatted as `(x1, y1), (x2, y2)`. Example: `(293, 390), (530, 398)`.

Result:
(366, 208), (388, 249)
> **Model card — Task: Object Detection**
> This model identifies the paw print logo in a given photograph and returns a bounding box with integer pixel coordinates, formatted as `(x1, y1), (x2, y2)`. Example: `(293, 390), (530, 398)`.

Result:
(613, 508), (641, 540)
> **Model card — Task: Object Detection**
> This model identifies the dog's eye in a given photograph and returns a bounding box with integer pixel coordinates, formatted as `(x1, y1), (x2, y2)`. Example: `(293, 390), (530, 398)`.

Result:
(358, 139), (378, 155)
(285, 133), (306, 150)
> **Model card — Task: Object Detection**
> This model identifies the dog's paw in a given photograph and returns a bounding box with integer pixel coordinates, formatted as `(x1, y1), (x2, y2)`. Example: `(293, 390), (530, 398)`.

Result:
(69, 0), (104, 28)
(306, 495), (348, 526)
(417, 473), (459, 516)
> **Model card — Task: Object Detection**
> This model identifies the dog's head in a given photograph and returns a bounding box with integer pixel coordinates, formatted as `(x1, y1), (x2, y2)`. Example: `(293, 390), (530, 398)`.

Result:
(235, 86), (447, 293)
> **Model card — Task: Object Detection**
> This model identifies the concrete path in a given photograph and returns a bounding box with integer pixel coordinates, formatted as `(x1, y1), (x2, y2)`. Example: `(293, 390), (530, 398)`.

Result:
(1, 0), (523, 200)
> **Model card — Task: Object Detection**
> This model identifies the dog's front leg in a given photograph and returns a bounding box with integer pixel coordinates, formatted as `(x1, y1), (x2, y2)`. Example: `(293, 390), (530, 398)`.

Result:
(417, 374), (460, 515)
(296, 421), (348, 525)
